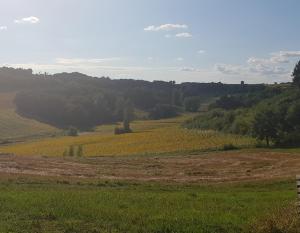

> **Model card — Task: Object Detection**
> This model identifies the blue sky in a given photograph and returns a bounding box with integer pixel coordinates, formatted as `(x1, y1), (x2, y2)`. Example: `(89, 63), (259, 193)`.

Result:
(0, 0), (300, 83)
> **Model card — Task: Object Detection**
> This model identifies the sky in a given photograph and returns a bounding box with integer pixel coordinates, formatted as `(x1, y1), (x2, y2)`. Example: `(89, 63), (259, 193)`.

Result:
(0, 0), (300, 83)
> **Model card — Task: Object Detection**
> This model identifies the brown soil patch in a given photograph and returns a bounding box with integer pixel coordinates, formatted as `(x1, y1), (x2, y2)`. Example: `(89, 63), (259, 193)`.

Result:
(0, 150), (299, 183)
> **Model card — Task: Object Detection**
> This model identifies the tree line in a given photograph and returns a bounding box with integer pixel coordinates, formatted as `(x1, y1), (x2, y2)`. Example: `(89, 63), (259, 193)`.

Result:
(0, 67), (265, 130)
(184, 61), (300, 147)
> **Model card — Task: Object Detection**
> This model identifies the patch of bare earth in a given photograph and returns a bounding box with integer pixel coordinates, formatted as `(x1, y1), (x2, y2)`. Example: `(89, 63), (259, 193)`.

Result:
(0, 151), (300, 183)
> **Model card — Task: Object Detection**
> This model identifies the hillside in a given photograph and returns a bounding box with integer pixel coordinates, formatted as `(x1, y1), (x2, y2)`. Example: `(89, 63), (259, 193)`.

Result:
(184, 83), (300, 147)
(0, 67), (266, 130)
(0, 92), (59, 141)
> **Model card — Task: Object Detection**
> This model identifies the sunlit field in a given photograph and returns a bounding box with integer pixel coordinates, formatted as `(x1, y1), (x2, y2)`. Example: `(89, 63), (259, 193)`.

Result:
(0, 116), (255, 157)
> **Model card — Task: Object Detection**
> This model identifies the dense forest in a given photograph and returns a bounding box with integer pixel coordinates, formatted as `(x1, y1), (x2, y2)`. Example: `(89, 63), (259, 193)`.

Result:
(184, 61), (300, 147)
(0, 67), (265, 130)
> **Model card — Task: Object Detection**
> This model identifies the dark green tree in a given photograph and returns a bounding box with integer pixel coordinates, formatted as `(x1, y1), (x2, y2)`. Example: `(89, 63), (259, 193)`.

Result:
(77, 145), (83, 157)
(252, 107), (279, 146)
(123, 100), (134, 132)
(68, 145), (75, 157)
(292, 60), (300, 88)
(184, 97), (201, 112)
(66, 126), (78, 136)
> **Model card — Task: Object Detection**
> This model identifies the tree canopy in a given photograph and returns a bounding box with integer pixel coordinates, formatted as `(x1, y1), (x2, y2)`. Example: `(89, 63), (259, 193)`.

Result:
(292, 60), (300, 88)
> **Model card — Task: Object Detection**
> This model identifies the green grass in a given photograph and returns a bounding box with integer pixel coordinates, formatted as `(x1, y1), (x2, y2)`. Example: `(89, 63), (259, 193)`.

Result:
(0, 178), (295, 233)
(0, 92), (59, 141)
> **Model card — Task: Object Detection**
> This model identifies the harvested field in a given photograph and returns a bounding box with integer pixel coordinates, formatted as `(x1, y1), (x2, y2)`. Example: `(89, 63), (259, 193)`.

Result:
(0, 150), (300, 183)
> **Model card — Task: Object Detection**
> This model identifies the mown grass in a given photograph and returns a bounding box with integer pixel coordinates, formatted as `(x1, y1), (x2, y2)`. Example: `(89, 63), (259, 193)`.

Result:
(0, 178), (295, 233)
(0, 116), (255, 157)
(0, 92), (59, 141)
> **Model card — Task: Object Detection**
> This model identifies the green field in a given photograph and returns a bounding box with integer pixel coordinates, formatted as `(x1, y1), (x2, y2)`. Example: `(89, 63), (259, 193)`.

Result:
(0, 177), (295, 233)
(0, 92), (59, 141)
(0, 115), (255, 157)
(0, 92), (298, 233)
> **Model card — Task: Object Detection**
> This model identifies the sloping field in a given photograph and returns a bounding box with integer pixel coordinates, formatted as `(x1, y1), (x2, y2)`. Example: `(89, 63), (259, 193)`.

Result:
(0, 116), (255, 157)
(0, 92), (59, 140)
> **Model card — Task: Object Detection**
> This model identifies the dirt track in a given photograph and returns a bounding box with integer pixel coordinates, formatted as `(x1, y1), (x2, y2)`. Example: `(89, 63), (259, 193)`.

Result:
(0, 150), (300, 183)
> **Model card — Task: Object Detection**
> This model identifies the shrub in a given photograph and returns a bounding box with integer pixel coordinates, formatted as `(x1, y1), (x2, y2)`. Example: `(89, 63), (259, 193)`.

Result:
(222, 144), (238, 151)
(63, 145), (84, 157)
(77, 145), (83, 157)
(184, 96), (201, 112)
(149, 104), (179, 120)
(68, 145), (75, 157)
(66, 127), (78, 137)
(114, 127), (132, 135)
(63, 150), (68, 157)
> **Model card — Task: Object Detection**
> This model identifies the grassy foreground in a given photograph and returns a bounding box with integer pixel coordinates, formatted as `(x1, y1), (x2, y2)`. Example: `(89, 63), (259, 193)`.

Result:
(0, 178), (295, 233)
(0, 116), (255, 157)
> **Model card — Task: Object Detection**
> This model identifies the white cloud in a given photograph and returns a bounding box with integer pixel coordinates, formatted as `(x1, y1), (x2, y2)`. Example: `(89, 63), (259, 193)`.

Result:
(197, 50), (206, 54)
(176, 57), (184, 61)
(247, 50), (300, 67)
(215, 64), (244, 75)
(55, 57), (121, 65)
(144, 24), (188, 32)
(14, 16), (40, 24)
(216, 62), (289, 76)
(216, 50), (300, 78)
(175, 32), (192, 38)
(274, 51), (300, 58)
(247, 56), (286, 66)
(6, 51), (299, 84)
(165, 33), (192, 38)
(0, 26), (7, 30)
(180, 67), (202, 72)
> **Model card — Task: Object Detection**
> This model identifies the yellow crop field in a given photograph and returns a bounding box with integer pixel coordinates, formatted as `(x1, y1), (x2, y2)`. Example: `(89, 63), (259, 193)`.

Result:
(0, 92), (59, 140)
(0, 116), (255, 157)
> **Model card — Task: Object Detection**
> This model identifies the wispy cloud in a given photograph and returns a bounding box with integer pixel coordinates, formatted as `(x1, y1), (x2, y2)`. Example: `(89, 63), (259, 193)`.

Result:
(247, 51), (300, 66)
(176, 57), (184, 61)
(0, 26), (7, 31)
(215, 50), (300, 77)
(14, 16), (40, 24)
(144, 24), (188, 32)
(197, 50), (206, 54)
(165, 33), (193, 38)
(214, 64), (245, 75)
(55, 57), (121, 66)
(175, 32), (192, 38)
(180, 67), (202, 72)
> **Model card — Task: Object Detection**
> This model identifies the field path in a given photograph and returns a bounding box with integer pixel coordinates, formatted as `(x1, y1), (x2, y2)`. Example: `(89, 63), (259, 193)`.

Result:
(0, 150), (300, 183)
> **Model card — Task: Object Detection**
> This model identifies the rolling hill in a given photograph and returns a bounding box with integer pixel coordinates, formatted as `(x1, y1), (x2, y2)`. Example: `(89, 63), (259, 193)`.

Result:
(0, 92), (60, 142)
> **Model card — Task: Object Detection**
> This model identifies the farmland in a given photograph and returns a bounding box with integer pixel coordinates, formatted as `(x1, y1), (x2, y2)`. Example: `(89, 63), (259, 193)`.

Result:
(0, 109), (298, 232)
(0, 94), (298, 232)
(0, 116), (255, 157)
(0, 111), (299, 232)
(1, 150), (300, 183)
(1, 1), (300, 231)
(0, 83), (298, 232)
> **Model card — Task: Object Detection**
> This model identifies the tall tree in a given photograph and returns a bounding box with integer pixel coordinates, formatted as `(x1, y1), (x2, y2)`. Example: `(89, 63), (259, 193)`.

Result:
(252, 107), (279, 146)
(292, 60), (300, 88)
(123, 100), (134, 132)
